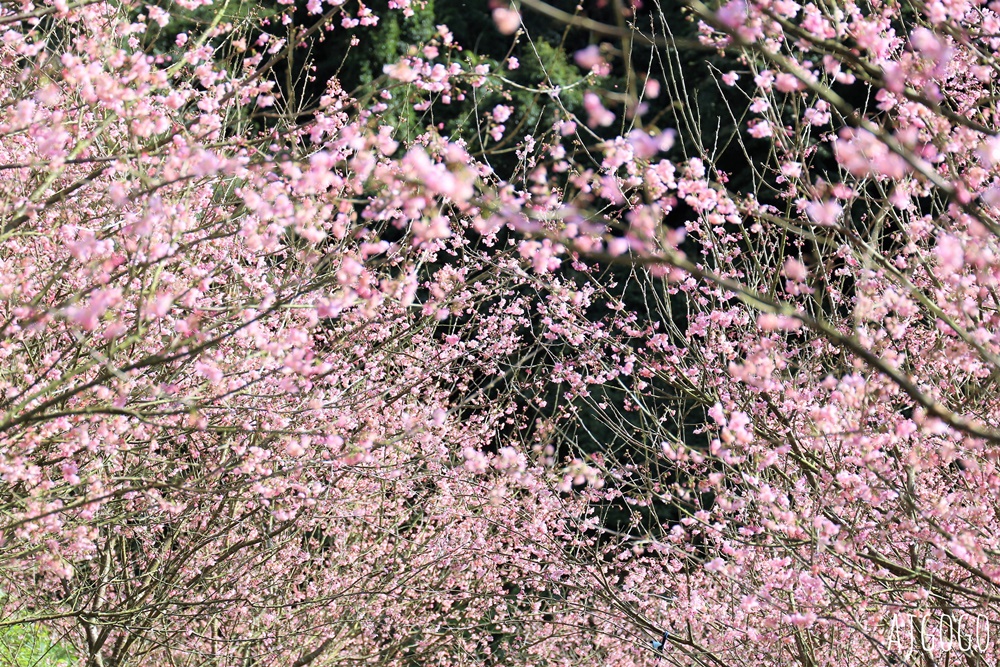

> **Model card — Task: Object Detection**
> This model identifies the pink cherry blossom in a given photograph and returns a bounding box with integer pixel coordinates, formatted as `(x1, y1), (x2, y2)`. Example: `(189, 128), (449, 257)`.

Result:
(6, 2), (1000, 667)
(492, 7), (521, 35)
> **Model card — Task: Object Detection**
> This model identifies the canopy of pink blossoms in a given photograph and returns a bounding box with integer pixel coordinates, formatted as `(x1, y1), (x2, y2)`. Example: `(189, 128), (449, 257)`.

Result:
(2, 0), (1000, 666)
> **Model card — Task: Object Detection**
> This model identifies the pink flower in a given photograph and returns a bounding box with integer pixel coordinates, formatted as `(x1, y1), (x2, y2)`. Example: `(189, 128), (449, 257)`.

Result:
(574, 45), (603, 71)
(194, 361), (224, 383)
(979, 136), (1000, 167)
(803, 103), (831, 126)
(492, 104), (512, 123)
(747, 119), (772, 138)
(492, 7), (521, 35)
(147, 5), (170, 26)
(705, 557), (727, 572)
(627, 129), (675, 159)
(910, 26), (948, 61)
(583, 92), (615, 127)
(717, 0), (748, 30)
(782, 257), (808, 281)
(835, 127), (908, 179)
(65, 288), (122, 331)
(935, 233), (965, 270)
(146, 292), (174, 320)
(805, 200), (842, 225)
(787, 612), (818, 628)
(557, 120), (577, 136)
(462, 447), (490, 473)
(753, 70), (774, 91)
(383, 61), (418, 83)
(774, 72), (803, 92)
(606, 237), (630, 256)
(757, 314), (803, 331)
(780, 162), (802, 178)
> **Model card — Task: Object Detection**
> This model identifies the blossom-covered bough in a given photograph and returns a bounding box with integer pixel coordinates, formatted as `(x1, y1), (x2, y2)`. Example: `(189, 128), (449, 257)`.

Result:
(2, 0), (1000, 665)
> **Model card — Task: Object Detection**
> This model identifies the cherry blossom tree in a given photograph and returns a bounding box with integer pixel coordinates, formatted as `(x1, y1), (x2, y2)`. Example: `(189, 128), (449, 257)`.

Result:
(3, 0), (1000, 666)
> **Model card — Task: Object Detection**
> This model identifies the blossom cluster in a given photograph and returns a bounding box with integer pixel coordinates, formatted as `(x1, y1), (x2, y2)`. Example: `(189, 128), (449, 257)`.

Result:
(2, 0), (1000, 665)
